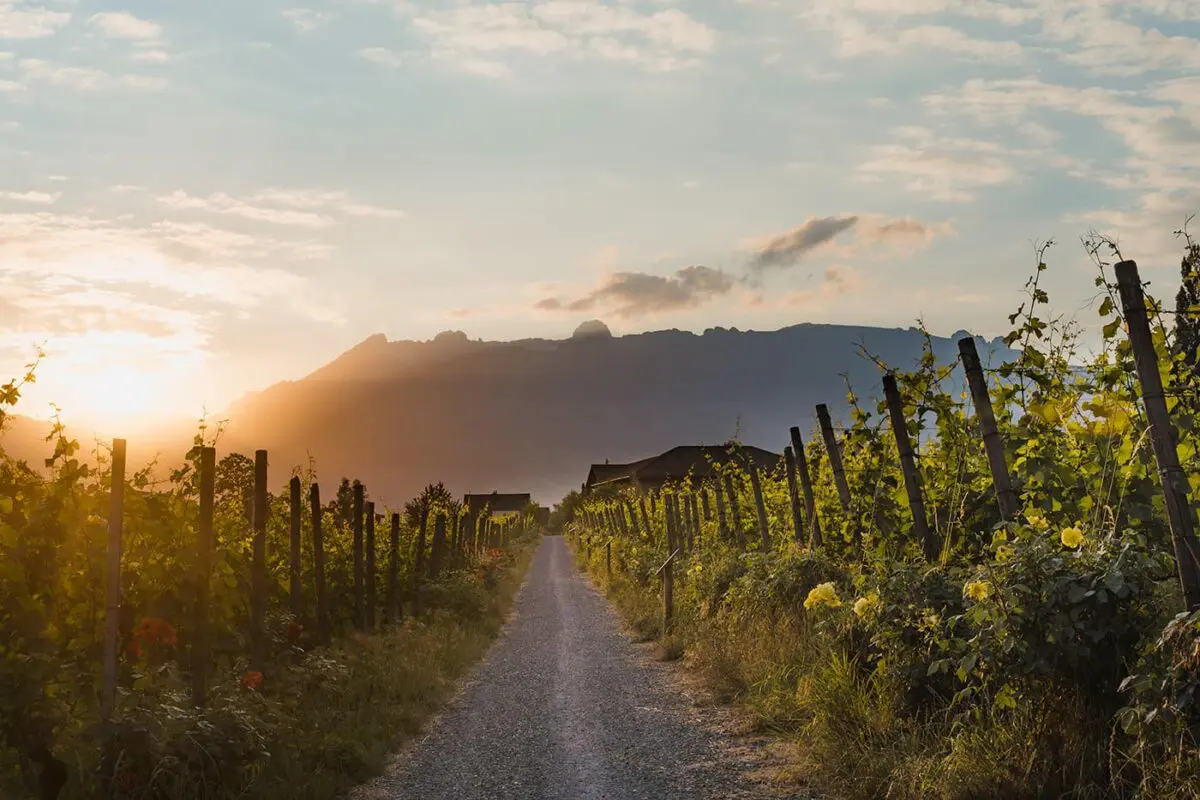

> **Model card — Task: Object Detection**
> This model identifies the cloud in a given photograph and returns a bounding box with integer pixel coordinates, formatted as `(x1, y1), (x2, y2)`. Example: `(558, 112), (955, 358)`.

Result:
(744, 266), (865, 310)
(0, 190), (60, 204)
(402, 0), (717, 77)
(18, 59), (167, 91)
(536, 265), (735, 318)
(747, 216), (859, 273)
(88, 12), (162, 40)
(534, 213), (951, 318)
(358, 47), (402, 68)
(284, 9), (335, 32)
(157, 188), (404, 228)
(0, 4), (70, 39)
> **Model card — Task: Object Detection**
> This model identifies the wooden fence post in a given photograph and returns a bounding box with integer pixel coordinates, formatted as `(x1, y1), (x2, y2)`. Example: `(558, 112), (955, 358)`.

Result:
(1115, 260), (1200, 610)
(251, 450), (268, 673)
(365, 502), (377, 630)
(352, 481), (364, 629)
(689, 493), (701, 545)
(783, 446), (805, 542)
(723, 472), (746, 547)
(310, 483), (329, 644)
(100, 438), (126, 722)
(789, 427), (822, 548)
(388, 512), (401, 624)
(289, 477), (302, 618)
(816, 404), (853, 514)
(701, 488), (711, 521)
(192, 446), (216, 707)
(638, 497), (651, 538)
(606, 538), (612, 587)
(430, 511), (446, 579)
(714, 479), (730, 540)
(663, 495), (675, 633)
(749, 466), (771, 550)
(957, 337), (1019, 522)
(882, 374), (938, 561)
(413, 508), (428, 616)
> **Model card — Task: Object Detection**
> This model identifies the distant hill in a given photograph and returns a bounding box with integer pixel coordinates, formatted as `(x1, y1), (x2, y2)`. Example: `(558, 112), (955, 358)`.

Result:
(0, 323), (1015, 507)
(202, 322), (1016, 507)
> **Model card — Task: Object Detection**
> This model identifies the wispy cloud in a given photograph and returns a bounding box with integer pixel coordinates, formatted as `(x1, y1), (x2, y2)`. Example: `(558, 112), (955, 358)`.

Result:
(536, 264), (735, 318)
(536, 213), (951, 318)
(0, 190), (60, 204)
(0, 3), (70, 39)
(747, 216), (859, 274)
(157, 188), (404, 227)
(357, 47), (402, 68)
(88, 12), (162, 40)
(401, 1), (717, 78)
(283, 8), (336, 32)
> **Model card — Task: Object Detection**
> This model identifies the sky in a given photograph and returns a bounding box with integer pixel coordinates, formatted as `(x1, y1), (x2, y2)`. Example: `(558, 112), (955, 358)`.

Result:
(1, 0), (1198, 431)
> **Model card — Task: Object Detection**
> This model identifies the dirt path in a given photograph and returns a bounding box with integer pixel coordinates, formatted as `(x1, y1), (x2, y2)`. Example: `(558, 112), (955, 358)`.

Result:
(352, 535), (810, 800)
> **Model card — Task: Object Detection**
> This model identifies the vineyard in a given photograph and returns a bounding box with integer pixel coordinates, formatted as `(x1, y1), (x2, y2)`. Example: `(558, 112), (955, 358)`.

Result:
(0, 402), (541, 799)
(569, 241), (1200, 799)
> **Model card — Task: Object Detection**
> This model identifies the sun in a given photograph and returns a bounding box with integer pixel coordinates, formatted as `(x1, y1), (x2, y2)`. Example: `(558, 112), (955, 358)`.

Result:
(13, 337), (210, 435)
(65, 363), (166, 431)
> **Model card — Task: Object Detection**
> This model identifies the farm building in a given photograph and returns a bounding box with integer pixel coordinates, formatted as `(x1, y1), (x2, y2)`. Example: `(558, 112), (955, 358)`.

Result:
(463, 491), (532, 518)
(583, 444), (782, 494)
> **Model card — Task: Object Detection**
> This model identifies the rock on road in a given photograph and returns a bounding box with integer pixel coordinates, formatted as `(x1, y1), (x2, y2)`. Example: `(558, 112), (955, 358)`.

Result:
(355, 535), (799, 800)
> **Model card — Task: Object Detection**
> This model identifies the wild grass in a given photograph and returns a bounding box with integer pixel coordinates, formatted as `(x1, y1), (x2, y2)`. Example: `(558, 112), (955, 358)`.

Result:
(49, 536), (537, 800)
(574, 544), (1148, 800)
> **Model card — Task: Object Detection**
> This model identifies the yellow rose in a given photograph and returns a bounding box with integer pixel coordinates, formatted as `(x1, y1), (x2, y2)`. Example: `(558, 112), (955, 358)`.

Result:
(995, 544), (1015, 563)
(966, 580), (992, 602)
(1060, 526), (1085, 548)
(853, 592), (881, 619)
(804, 582), (842, 610)
(1026, 513), (1049, 531)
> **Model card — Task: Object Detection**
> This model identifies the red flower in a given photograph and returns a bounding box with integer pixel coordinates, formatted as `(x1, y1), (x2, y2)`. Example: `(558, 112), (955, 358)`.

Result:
(129, 616), (176, 660)
(241, 670), (264, 691)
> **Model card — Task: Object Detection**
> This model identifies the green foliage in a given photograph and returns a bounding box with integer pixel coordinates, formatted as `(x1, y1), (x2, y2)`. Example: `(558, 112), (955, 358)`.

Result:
(0, 364), (537, 797)
(568, 234), (1200, 798)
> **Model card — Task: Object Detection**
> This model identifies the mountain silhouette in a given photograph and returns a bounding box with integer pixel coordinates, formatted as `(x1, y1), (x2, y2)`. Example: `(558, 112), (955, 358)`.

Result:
(212, 322), (1013, 506)
(1, 323), (1015, 507)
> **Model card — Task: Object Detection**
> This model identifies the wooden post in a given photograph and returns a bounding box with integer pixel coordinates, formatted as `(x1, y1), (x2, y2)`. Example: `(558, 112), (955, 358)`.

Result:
(689, 493), (701, 545)
(1115, 260), (1200, 610)
(790, 427), (822, 548)
(749, 466), (771, 550)
(701, 488), (711, 521)
(251, 450), (268, 673)
(365, 502), (377, 630)
(638, 498), (651, 538)
(714, 479), (730, 540)
(606, 539), (612, 587)
(413, 508), (428, 616)
(883, 374), (938, 561)
(783, 446), (805, 542)
(957, 337), (1019, 522)
(352, 481), (364, 629)
(624, 500), (638, 537)
(663, 495), (675, 633)
(192, 446), (216, 707)
(816, 404), (853, 514)
(289, 477), (302, 618)
(388, 512), (401, 624)
(310, 483), (329, 644)
(723, 473), (745, 546)
(100, 438), (126, 722)
(430, 511), (446, 579)
(680, 493), (693, 550)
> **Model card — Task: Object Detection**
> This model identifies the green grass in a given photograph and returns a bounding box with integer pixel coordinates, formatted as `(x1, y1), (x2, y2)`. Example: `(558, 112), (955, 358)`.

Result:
(571, 540), (1148, 800)
(45, 538), (538, 800)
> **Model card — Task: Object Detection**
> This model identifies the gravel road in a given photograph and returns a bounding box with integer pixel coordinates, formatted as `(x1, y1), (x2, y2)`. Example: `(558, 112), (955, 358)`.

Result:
(357, 535), (796, 800)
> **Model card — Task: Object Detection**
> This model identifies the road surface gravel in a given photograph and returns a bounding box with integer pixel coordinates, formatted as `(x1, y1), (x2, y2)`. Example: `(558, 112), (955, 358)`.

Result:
(355, 535), (804, 800)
